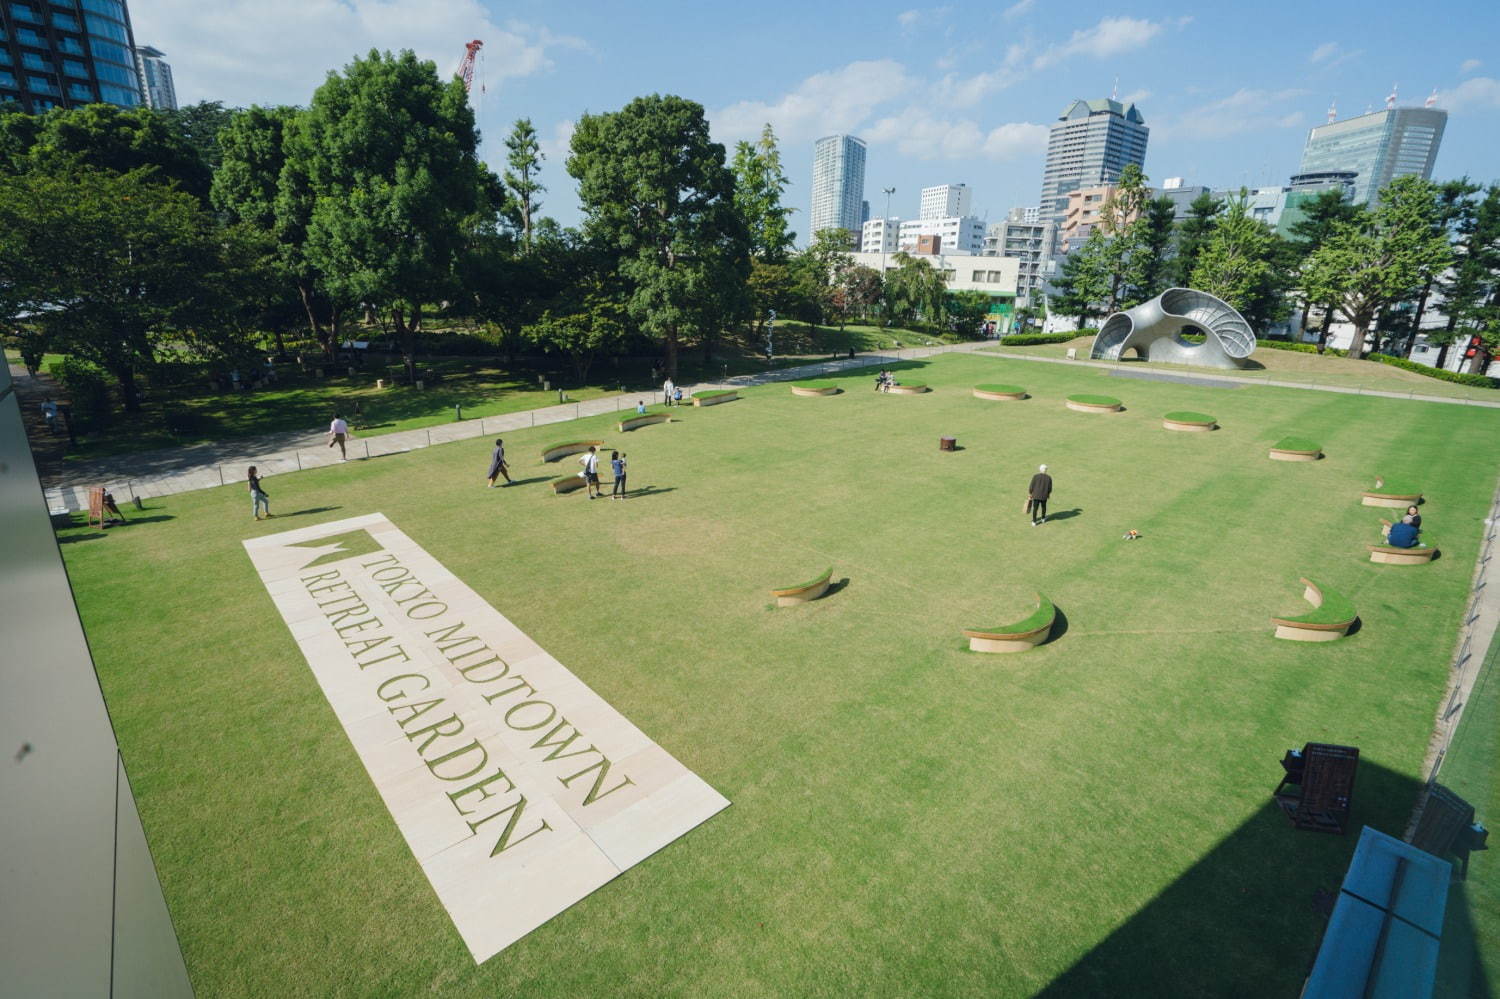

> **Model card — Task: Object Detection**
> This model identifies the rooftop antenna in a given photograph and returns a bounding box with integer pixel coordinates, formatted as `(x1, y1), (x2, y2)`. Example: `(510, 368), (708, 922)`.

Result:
(1111, 75), (1119, 101)
(1425, 88), (1438, 108)
(1386, 83), (1397, 109)
(1327, 99), (1337, 124)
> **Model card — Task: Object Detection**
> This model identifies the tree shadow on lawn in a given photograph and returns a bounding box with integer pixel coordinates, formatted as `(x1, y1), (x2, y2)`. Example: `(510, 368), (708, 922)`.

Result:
(57, 531), (108, 544)
(1034, 760), (1478, 997)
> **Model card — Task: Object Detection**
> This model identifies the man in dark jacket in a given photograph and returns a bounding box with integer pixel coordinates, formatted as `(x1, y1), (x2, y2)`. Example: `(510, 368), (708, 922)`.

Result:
(1027, 464), (1053, 526)
(1387, 516), (1419, 548)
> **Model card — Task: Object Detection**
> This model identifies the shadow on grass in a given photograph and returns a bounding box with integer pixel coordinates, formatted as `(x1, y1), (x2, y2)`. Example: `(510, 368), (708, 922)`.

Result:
(57, 532), (108, 544)
(626, 486), (677, 499)
(1436, 879), (1496, 997)
(506, 476), (552, 488)
(1037, 759), (1436, 997)
(116, 514), (174, 525)
(1047, 508), (1083, 522)
(1346, 617), (1365, 637)
(1046, 605), (1069, 643)
(821, 578), (851, 599)
(274, 506), (342, 519)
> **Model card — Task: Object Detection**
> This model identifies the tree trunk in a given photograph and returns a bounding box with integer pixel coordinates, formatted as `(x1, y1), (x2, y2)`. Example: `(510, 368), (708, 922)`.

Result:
(298, 282), (336, 358)
(1405, 280), (1434, 359)
(393, 302), (420, 384)
(111, 363), (141, 413)
(664, 324), (679, 379)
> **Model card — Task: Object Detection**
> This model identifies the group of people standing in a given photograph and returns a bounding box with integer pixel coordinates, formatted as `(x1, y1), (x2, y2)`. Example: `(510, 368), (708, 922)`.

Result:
(662, 378), (684, 406)
(575, 445), (629, 500)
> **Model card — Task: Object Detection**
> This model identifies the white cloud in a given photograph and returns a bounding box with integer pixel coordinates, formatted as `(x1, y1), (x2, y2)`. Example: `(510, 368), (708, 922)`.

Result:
(934, 43), (1028, 106)
(129, 0), (580, 107)
(1309, 42), (1339, 64)
(1119, 88), (1152, 105)
(1032, 17), (1167, 70)
(896, 6), (950, 32)
(897, 9), (921, 29)
(1436, 77), (1500, 112)
(537, 119), (576, 165)
(1461, 58), (1483, 75)
(1158, 88), (1310, 140)
(712, 60), (914, 145)
(1002, 0), (1035, 19)
(863, 107), (1044, 161)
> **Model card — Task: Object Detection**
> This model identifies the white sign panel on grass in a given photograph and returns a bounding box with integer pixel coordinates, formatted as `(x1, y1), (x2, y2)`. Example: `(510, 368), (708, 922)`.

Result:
(243, 513), (729, 962)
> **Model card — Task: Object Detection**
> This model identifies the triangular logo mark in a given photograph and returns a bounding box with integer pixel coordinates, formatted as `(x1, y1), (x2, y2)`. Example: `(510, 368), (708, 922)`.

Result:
(288, 528), (385, 569)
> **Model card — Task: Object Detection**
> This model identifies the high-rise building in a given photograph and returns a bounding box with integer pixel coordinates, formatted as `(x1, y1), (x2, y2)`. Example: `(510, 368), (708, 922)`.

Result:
(983, 208), (1056, 307)
(860, 217), (899, 254)
(1038, 99), (1148, 225)
(133, 44), (175, 110)
(1059, 184), (1132, 252)
(898, 215), (985, 255)
(1297, 106), (1447, 206)
(0, 0), (144, 113)
(810, 134), (867, 239)
(920, 183), (971, 220)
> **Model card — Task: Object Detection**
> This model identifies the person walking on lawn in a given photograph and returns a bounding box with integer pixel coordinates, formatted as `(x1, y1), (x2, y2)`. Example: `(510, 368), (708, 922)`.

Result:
(248, 466), (271, 520)
(486, 439), (512, 487)
(328, 413), (350, 460)
(610, 450), (628, 499)
(663, 377), (675, 407)
(1026, 464), (1053, 526)
(582, 445), (602, 499)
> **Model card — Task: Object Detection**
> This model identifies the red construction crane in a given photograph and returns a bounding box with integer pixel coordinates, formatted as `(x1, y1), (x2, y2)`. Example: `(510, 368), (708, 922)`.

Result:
(458, 39), (483, 94)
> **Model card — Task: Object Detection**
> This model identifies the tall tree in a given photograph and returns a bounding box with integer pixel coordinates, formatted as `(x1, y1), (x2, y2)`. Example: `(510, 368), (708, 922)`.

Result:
(1302, 176), (1453, 358)
(1123, 195), (1177, 305)
(797, 227), (856, 326)
(732, 123), (795, 262)
(0, 169), (264, 411)
(503, 118), (544, 253)
(568, 95), (749, 377)
(157, 100), (236, 173)
(293, 49), (493, 382)
(1435, 184), (1500, 370)
(1172, 192), (1223, 288)
(1399, 178), (1481, 356)
(881, 252), (946, 327)
(2, 103), (211, 201)
(1190, 194), (1285, 328)
(1099, 163), (1151, 310)
(1287, 188), (1363, 345)
(1050, 230), (1112, 328)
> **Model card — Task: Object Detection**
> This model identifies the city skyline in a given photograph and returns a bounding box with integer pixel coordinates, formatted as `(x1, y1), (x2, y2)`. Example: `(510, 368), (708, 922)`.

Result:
(126, 0), (1500, 235)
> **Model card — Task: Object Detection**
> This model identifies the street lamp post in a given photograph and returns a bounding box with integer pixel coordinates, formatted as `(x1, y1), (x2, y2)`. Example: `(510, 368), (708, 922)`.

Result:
(879, 187), (896, 326)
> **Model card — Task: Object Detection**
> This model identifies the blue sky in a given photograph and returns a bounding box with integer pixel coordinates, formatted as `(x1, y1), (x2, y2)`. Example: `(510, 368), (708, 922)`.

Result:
(138, 0), (1500, 239)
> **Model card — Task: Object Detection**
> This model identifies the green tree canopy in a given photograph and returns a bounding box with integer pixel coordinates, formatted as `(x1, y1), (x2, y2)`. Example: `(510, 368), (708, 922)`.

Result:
(567, 93), (749, 376)
(732, 123), (795, 262)
(1190, 193), (1289, 329)
(503, 118), (545, 252)
(0, 104), (211, 201)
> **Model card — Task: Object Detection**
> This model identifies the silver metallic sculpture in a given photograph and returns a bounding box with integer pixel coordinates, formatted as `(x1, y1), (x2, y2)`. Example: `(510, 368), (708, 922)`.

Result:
(1089, 288), (1256, 369)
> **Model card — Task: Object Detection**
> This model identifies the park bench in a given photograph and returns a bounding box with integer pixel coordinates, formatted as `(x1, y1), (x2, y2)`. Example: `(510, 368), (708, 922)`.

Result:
(1162, 411), (1216, 432)
(887, 383), (929, 395)
(1361, 485), (1422, 508)
(1271, 577), (1356, 641)
(1369, 519), (1438, 563)
(692, 390), (738, 407)
(791, 383), (839, 397)
(550, 474), (587, 495)
(1274, 742), (1358, 833)
(1065, 394), (1122, 413)
(963, 594), (1056, 653)
(619, 412), (670, 432)
(541, 440), (605, 463)
(772, 567), (833, 607)
(972, 384), (1027, 401)
(1269, 436), (1322, 461)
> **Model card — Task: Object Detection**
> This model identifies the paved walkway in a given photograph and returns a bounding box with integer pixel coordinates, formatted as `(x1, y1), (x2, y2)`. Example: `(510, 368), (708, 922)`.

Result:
(35, 342), (1500, 514)
(36, 344), (970, 513)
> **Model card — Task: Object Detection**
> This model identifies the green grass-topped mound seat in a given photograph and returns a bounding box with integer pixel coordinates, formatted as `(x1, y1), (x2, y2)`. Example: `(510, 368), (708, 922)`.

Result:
(1163, 410), (1217, 431)
(791, 382), (840, 397)
(550, 473), (587, 495)
(541, 440), (606, 462)
(963, 593), (1056, 653)
(1271, 577), (1357, 641)
(1066, 394), (1122, 413)
(1269, 436), (1322, 461)
(692, 389), (739, 407)
(887, 382), (929, 394)
(1361, 479), (1423, 508)
(1369, 520), (1439, 564)
(619, 411), (671, 432)
(973, 383), (1027, 401)
(773, 567), (833, 607)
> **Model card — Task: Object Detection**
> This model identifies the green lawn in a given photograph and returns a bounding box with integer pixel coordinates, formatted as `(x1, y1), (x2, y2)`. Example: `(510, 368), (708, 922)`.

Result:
(56, 353), (1499, 996)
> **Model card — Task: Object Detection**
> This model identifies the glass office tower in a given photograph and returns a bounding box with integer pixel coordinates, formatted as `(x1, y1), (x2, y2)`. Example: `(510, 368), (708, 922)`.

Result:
(810, 134), (867, 239)
(0, 0), (143, 113)
(1298, 107), (1447, 207)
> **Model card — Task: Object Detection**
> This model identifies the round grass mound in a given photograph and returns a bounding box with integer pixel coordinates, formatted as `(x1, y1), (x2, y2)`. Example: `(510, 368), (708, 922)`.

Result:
(1283, 580), (1356, 626)
(971, 594), (1055, 636)
(1067, 394), (1122, 407)
(1164, 411), (1215, 424)
(975, 384), (1026, 395)
(1273, 436), (1321, 453)
(791, 381), (838, 392)
(693, 389), (737, 400)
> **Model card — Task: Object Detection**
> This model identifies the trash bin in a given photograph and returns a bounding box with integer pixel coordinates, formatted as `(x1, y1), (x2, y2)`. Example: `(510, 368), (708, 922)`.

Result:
(940, 437), (957, 452)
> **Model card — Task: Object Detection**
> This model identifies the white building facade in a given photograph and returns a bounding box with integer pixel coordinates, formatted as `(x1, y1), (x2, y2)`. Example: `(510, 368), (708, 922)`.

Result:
(983, 208), (1056, 307)
(898, 215), (986, 255)
(133, 45), (176, 110)
(919, 183), (971, 220)
(810, 134), (867, 238)
(860, 217), (899, 254)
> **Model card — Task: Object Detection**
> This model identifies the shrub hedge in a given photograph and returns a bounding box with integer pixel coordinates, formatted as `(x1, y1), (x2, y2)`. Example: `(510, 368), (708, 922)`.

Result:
(1000, 331), (1092, 346)
(1254, 339), (1348, 357)
(1365, 352), (1499, 388)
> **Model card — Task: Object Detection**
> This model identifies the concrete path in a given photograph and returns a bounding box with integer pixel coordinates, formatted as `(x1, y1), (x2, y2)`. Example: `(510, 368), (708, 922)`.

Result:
(38, 344), (969, 513)
(36, 342), (1500, 514)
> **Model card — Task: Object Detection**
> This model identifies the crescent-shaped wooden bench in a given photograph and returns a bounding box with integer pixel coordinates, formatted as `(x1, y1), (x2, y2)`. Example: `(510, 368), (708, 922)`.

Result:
(550, 474), (587, 495)
(1361, 484), (1422, 508)
(973, 384), (1027, 401)
(1370, 520), (1438, 563)
(541, 440), (605, 463)
(887, 383), (929, 395)
(1163, 411), (1216, 431)
(963, 594), (1055, 653)
(791, 382), (840, 397)
(772, 567), (833, 607)
(1271, 577), (1356, 641)
(1066, 394), (1122, 413)
(619, 412), (670, 432)
(692, 389), (739, 407)
(1269, 436), (1322, 462)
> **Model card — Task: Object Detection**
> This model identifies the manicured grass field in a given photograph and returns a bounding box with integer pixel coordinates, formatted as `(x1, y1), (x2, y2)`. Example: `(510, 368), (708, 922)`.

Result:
(56, 352), (1500, 996)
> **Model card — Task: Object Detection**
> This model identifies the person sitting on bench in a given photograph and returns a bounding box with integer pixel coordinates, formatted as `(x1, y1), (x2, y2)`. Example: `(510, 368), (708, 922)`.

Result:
(1388, 515), (1419, 549)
